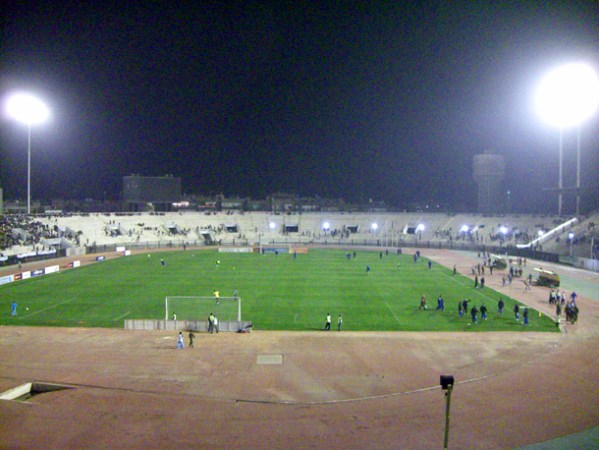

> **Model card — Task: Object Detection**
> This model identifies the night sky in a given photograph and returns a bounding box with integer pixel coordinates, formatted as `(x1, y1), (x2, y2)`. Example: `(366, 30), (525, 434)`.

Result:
(1, 1), (598, 212)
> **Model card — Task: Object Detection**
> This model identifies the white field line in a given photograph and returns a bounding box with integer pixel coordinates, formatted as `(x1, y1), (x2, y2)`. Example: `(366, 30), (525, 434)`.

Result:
(384, 301), (401, 325)
(20, 298), (76, 318)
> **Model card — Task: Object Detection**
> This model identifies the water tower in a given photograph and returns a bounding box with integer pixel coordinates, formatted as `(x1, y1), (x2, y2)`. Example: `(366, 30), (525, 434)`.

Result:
(473, 151), (505, 213)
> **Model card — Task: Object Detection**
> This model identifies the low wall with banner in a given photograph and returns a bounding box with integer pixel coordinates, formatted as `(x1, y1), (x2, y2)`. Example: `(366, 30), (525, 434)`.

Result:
(124, 319), (253, 332)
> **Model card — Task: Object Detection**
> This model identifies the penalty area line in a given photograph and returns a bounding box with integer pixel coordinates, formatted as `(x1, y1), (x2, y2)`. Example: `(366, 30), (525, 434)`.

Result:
(114, 311), (131, 321)
(21, 298), (76, 318)
(384, 301), (401, 325)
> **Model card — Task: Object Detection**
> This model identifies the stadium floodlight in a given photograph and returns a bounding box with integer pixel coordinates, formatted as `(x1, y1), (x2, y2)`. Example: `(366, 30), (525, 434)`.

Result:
(535, 63), (599, 216)
(536, 63), (599, 128)
(5, 92), (50, 215)
(499, 226), (508, 235)
(460, 225), (469, 233)
(371, 222), (378, 231)
(322, 221), (330, 231)
(268, 221), (276, 230)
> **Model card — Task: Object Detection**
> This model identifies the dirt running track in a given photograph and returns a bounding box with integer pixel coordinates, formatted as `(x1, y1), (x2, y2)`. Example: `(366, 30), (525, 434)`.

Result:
(0, 249), (598, 449)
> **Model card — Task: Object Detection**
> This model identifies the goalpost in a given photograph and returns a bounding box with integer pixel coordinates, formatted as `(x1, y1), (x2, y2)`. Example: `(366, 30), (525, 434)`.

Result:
(164, 296), (241, 322)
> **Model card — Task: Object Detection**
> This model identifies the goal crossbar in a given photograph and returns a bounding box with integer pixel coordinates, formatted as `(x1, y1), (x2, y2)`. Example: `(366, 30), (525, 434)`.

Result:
(165, 296), (241, 322)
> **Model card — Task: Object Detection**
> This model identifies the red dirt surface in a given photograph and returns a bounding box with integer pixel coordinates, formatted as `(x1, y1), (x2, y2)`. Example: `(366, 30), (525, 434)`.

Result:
(1, 249), (598, 449)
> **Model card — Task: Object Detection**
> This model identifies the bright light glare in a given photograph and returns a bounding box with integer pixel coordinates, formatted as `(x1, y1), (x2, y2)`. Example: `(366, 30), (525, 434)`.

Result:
(268, 222), (276, 230)
(499, 226), (508, 234)
(416, 224), (425, 232)
(460, 225), (469, 233)
(568, 232), (574, 239)
(322, 221), (330, 230)
(538, 230), (545, 237)
(535, 63), (599, 128)
(371, 223), (378, 231)
(6, 93), (50, 125)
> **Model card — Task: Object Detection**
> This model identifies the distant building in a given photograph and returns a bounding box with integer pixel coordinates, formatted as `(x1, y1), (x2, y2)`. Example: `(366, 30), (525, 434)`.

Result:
(473, 152), (506, 214)
(122, 175), (181, 212)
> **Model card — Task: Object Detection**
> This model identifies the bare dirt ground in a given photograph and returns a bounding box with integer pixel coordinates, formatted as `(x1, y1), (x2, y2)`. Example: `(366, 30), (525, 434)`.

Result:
(1, 249), (598, 449)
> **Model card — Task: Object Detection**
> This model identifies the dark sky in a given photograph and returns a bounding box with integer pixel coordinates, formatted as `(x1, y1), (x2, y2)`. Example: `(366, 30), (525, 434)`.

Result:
(1, 1), (598, 212)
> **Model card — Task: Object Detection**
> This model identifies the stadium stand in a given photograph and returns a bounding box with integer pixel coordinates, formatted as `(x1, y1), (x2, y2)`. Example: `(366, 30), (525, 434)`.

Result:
(1, 211), (597, 266)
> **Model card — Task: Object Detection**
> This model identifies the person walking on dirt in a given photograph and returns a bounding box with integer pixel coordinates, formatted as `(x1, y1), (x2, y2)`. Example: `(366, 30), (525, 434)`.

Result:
(556, 303), (562, 323)
(188, 331), (195, 348)
(176, 332), (185, 349)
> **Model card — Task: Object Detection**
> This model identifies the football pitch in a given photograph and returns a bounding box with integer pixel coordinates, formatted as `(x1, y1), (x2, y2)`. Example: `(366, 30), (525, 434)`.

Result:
(0, 249), (558, 332)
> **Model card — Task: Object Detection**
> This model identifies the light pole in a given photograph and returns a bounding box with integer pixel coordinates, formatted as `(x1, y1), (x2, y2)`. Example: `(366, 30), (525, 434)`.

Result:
(440, 375), (455, 450)
(6, 93), (50, 215)
(568, 232), (574, 257)
(535, 63), (599, 216)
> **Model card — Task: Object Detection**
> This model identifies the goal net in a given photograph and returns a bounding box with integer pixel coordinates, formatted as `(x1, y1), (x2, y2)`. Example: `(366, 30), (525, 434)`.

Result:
(164, 296), (241, 322)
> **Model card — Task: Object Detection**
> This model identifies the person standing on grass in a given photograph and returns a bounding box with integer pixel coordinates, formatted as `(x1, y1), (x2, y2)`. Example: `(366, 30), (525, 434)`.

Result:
(419, 294), (427, 311)
(480, 303), (488, 320)
(498, 298), (505, 314)
(176, 332), (185, 349)
(11, 301), (17, 316)
(470, 305), (478, 324)
(523, 307), (529, 325)
(436, 295), (444, 311)
(337, 314), (343, 331)
(324, 313), (331, 331)
(514, 304), (520, 321)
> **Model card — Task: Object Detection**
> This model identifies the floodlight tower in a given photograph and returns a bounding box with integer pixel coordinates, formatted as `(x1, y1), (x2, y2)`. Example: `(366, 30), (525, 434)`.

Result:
(5, 93), (50, 215)
(535, 63), (599, 216)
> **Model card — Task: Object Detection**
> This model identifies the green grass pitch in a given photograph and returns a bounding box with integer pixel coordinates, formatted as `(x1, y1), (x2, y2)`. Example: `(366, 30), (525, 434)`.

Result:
(0, 249), (558, 332)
